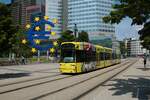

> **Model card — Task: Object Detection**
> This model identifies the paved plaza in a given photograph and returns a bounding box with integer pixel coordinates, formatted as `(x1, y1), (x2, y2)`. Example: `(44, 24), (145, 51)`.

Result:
(82, 58), (150, 100)
(0, 58), (150, 100)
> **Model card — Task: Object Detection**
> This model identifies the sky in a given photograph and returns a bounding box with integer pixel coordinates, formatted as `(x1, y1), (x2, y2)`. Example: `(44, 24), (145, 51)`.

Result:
(115, 17), (142, 40)
(0, 0), (141, 41)
(0, 0), (11, 4)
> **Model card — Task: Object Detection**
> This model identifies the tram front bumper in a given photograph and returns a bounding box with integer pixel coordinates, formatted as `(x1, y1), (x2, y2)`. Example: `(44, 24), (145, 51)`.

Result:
(59, 63), (77, 73)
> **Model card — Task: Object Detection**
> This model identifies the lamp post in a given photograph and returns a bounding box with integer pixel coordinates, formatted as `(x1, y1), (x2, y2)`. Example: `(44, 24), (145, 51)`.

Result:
(74, 23), (78, 41)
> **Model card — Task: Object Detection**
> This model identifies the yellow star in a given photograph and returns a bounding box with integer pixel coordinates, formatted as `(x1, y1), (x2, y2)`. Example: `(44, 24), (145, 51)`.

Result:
(44, 16), (49, 20)
(46, 25), (52, 31)
(26, 24), (31, 29)
(52, 18), (58, 24)
(35, 26), (40, 31)
(51, 32), (56, 36)
(31, 48), (37, 53)
(53, 41), (58, 46)
(35, 39), (41, 44)
(50, 48), (55, 53)
(34, 17), (40, 22)
(22, 39), (27, 44)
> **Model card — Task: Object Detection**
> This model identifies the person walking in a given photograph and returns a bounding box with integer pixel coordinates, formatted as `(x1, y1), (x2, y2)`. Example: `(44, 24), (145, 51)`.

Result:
(21, 56), (25, 65)
(143, 54), (147, 68)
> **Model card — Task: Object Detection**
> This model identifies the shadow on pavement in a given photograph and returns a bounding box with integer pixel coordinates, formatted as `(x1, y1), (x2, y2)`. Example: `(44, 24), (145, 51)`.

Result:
(102, 78), (150, 100)
(137, 68), (150, 71)
(0, 73), (30, 80)
(123, 75), (150, 78)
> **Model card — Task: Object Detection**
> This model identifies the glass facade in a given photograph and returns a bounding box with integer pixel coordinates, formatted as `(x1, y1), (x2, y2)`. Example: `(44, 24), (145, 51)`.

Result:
(45, 0), (62, 38)
(68, 0), (115, 40)
(11, 0), (37, 28)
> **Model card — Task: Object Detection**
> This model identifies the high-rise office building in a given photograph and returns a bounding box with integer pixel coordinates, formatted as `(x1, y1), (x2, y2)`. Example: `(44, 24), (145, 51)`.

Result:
(12, 0), (116, 43)
(68, 0), (115, 40)
(25, 5), (41, 25)
(45, 0), (68, 38)
(45, 0), (63, 38)
(11, 0), (43, 28)
(62, 0), (68, 32)
(36, 0), (45, 14)
(124, 38), (149, 57)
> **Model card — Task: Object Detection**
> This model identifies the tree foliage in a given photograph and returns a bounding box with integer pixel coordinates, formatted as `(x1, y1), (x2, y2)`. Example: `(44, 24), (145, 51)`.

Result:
(103, 0), (150, 49)
(78, 31), (89, 42)
(0, 3), (31, 57)
(0, 3), (18, 56)
(9, 29), (32, 57)
(58, 30), (75, 43)
(58, 30), (90, 43)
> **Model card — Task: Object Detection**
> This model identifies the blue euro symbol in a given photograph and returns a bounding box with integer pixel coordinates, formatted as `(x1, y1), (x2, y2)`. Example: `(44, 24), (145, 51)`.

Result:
(26, 19), (55, 51)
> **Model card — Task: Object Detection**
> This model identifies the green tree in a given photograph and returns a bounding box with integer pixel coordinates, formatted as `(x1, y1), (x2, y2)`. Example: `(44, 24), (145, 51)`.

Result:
(0, 3), (31, 57)
(78, 31), (89, 42)
(58, 30), (75, 43)
(9, 29), (32, 57)
(138, 22), (150, 49)
(103, 0), (150, 49)
(0, 3), (18, 57)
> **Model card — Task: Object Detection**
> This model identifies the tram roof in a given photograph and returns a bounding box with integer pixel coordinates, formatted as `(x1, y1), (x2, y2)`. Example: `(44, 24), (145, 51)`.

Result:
(61, 42), (112, 50)
(61, 42), (93, 45)
(95, 45), (104, 49)
(103, 47), (112, 51)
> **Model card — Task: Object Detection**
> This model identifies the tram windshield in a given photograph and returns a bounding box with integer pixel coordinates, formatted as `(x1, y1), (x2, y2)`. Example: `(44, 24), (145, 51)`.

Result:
(63, 57), (74, 63)
(60, 43), (76, 63)
(61, 49), (75, 63)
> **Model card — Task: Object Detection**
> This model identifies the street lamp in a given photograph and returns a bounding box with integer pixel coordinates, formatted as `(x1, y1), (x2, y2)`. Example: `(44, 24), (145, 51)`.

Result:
(74, 23), (78, 41)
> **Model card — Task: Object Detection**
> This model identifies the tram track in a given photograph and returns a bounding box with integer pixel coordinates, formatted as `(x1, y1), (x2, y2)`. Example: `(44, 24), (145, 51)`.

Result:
(73, 59), (138, 100)
(0, 67), (60, 87)
(0, 60), (128, 96)
(30, 60), (132, 100)
(0, 74), (73, 94)
(0, 67), (59, 74)
(0, 73), (61, 87)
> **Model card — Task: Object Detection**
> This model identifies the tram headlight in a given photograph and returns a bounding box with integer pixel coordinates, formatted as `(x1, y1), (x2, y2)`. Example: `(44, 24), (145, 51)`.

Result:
(71, 65), (76, 69)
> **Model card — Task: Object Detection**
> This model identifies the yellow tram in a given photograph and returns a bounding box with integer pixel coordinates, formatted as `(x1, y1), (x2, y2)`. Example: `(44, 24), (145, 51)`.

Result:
(59, 42), (121, 73)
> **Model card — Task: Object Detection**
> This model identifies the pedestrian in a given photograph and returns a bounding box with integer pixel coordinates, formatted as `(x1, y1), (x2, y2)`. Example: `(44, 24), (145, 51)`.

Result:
(21, 56), (25, 65)
(11, 53), (16, 64)
(143, 54), (147, 68)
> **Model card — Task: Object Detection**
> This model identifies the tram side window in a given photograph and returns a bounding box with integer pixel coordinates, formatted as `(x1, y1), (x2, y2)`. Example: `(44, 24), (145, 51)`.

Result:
(105, 53), (111, 60)
(109, 53), (112, 60)
(106, 53), (108, 60)
(76, 50), (98, 62)
(100, 52), (105, 60)
(92, 51), (96, 61)
(84, 50), (96, 62)
(104, 53), (106, 60)
(96, 52), (99, 61)
(104, 53), (108, 60)
(76, 50), (85, 62)
(108, 53), (111, 60)
(84, 51), (90, 62)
